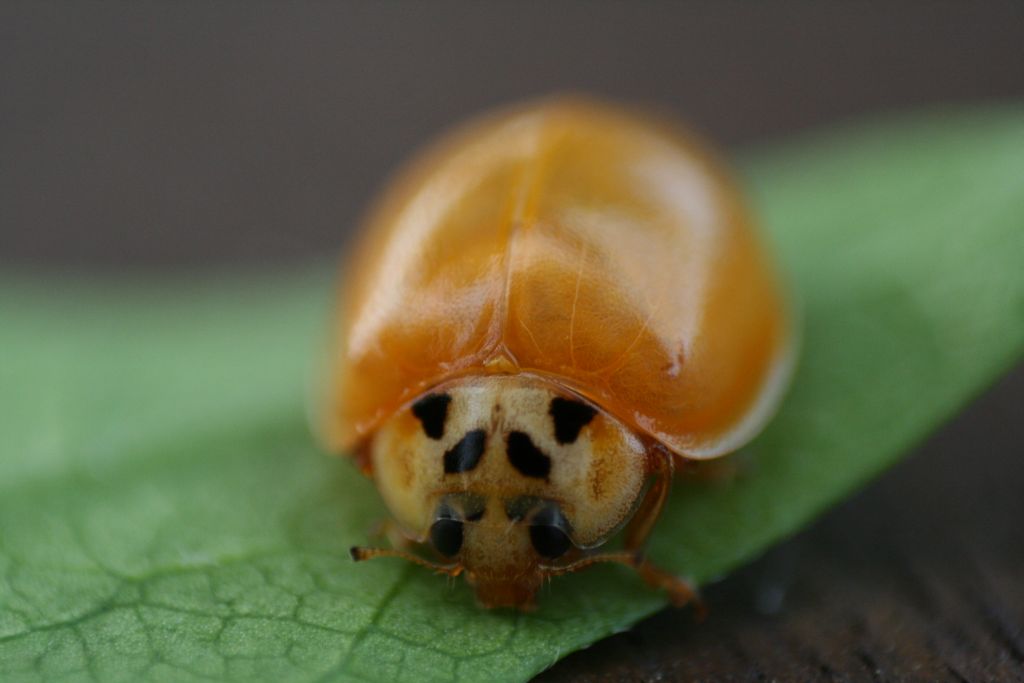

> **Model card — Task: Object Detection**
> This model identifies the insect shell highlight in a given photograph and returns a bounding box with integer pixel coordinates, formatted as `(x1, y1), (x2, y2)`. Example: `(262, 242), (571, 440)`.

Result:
(322, 96), (795, 610)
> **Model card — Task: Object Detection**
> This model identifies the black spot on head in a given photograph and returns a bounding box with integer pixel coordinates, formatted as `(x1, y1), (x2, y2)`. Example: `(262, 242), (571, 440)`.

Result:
(444, 429), (487, 474)
(549, 397), (597, 444)
(411, 393), (451, 440)
(507, 431), (551, 479)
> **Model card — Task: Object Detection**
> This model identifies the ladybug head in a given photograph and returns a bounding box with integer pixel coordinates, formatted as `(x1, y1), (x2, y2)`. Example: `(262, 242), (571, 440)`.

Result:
(351, 374), (652, 609)
(426, 493), (577, 608)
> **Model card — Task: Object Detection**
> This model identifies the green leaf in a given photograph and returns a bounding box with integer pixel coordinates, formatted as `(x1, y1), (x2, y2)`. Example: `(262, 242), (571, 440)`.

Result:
(2, 105), (1023, 682)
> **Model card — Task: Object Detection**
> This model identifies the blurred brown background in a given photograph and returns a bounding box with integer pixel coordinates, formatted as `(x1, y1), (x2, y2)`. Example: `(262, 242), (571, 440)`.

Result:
(2, 1), (1023, 269)
(3, 3), (1023, 680)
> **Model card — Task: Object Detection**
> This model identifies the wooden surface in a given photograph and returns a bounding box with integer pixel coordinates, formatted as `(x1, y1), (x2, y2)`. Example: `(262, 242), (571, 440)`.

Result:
(539, 365), (1024, 682)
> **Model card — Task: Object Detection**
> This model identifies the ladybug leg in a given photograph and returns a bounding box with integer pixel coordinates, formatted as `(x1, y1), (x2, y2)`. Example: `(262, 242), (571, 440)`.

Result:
(632, 559), (704, 616)
(545, 550), (704, 616)
(618, 448), (705, 616)
(548, 448), (704, 612)
(622, 447), (674, 549)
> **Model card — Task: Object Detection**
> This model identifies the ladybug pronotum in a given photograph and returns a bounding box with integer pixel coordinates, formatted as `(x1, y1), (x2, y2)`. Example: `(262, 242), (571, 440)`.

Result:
(322, 97), (794, 610)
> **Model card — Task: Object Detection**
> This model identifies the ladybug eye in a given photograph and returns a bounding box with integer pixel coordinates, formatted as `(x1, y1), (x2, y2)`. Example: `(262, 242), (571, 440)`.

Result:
(530, 524), (571, 559)
(529, 503), (573, 559)
(430, 518), (463, 557)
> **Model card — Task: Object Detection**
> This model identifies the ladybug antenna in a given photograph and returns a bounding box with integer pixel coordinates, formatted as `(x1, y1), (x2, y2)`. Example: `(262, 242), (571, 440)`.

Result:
(349, 546), (463, 577)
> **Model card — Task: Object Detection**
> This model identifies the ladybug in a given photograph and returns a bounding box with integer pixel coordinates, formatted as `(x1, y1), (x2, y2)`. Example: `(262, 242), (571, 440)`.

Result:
(322, 96), (794, 610)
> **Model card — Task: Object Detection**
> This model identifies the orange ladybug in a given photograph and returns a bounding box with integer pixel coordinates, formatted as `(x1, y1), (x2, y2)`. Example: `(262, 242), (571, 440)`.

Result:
(323, 96), (794, 610)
